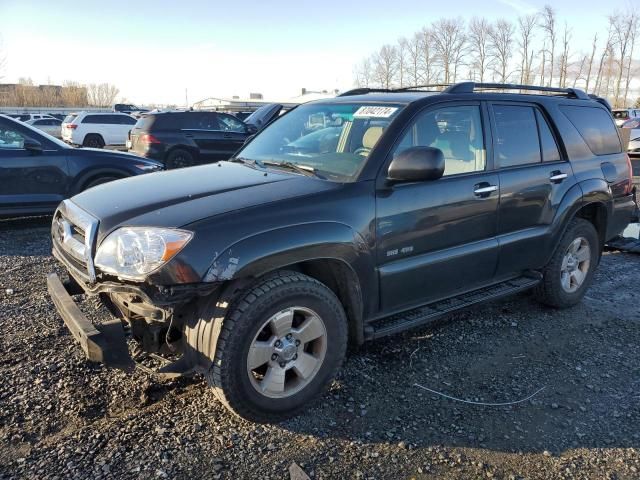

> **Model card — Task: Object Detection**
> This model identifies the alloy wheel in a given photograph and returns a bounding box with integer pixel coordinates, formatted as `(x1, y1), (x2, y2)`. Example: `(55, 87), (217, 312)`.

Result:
(246, 306), (327, 398)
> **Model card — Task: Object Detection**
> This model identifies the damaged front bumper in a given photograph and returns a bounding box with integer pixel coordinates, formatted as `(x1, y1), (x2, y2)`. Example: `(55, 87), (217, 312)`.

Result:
(47, 272), (135, 371)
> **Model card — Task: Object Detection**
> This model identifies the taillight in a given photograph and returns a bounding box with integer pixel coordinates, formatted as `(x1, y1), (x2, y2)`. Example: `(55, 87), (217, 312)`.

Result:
(140, 133), (161, 144)
(67, 124), (78, 129)
(625, 153), (633, 195)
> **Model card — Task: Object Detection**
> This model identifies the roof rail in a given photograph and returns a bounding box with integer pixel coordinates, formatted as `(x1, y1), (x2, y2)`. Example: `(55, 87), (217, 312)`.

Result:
(338, 88), (394, 97)
(444, 82), (590, 100)
(394, 84), (453, 92)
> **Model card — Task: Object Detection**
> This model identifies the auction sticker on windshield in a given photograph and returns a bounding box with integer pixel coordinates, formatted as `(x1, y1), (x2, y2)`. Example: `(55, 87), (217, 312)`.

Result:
(353, 106), (398, 118)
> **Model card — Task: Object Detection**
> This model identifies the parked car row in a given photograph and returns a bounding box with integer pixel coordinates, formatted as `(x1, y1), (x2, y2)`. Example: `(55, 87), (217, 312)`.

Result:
(0, 114), (162, 216)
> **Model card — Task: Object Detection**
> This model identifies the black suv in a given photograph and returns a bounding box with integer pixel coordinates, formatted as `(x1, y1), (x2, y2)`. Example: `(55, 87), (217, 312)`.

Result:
(48, 83), (637, 422)
(128, 111), (258, 169)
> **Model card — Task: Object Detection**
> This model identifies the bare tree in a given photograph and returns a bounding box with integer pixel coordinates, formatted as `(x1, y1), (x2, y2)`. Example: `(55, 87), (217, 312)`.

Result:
(405, 32), (423, 86)
(594, 27), (614, 96)
(420, 27), (437, 84)
(468, 17), (493, 82)
(489, 19), (515, 83)
(354, 58), (373, 88)
(372, 45), (398, 89)
(610, 12), (637, 106)
(558, 22), (572, 87)
(61, 80), (89, 107)
(585, 34), (598, 92)
(540, 5), (557, 86)
(431, 18), (467, 84)
(397, 38), (408, 88)
(87, 83), (120, 107)
(517, 14), (537, 84)
(622, 13), (639, 107)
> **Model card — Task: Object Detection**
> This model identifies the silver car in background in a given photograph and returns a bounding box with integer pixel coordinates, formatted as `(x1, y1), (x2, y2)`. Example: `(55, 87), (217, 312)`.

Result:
(25, 117), (63, 138)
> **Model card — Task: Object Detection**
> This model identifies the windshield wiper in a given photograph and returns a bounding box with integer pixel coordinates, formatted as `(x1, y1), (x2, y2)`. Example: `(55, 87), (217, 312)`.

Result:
(262, 160), (324, 178)
(229, 156), (265, 168)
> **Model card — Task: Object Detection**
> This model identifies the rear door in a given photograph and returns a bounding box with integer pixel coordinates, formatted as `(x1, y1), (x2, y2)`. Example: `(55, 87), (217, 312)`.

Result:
(115, 114), (136, 147)
(490, 102), (576, 277)
(0, 117), (69, 214)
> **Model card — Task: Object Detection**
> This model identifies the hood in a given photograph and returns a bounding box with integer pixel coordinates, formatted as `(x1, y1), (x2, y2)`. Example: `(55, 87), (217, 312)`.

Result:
(70, 161), (339, 239)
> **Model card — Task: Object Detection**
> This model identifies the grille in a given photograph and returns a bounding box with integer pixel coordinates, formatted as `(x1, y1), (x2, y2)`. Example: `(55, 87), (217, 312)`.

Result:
(52, 200), (99, 283)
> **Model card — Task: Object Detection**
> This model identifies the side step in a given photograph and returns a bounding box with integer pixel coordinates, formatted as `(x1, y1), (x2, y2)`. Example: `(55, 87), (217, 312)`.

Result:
(367, 275), (541, 339)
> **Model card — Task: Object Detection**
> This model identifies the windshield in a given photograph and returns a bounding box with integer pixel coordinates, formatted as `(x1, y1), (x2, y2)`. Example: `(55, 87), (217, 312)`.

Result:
(237, 102), (403, 181)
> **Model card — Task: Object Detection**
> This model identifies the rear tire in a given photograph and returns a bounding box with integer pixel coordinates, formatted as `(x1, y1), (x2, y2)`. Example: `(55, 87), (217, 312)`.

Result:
(165, 149), (195, 169)
(83, 134), (105, 149)
(202, 271), (348, 422)
(534, 218), (600, 308)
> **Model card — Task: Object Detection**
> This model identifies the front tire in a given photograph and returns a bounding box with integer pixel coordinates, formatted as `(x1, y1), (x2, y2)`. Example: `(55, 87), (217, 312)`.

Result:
(534, 218), (600, 308)
(204, 271), (348, 422)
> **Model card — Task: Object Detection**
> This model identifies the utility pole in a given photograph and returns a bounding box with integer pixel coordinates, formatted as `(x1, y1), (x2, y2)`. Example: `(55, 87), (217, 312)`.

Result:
(185, 88), (188, 108)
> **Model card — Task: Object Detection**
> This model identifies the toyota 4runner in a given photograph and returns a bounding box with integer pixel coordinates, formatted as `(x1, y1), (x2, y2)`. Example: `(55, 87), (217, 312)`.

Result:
(48, 83), (638, 422)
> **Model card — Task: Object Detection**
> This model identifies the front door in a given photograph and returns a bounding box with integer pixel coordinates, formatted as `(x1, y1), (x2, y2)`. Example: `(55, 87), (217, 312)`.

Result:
(0, 118), (69, 214)
(375, 103), (500, 312)
(488, 102), (576, 277)
(217, 113), (249, 158)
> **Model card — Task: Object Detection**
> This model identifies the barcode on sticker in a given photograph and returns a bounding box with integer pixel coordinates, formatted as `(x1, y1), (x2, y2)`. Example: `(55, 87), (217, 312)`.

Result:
(353, 106), (398, 118)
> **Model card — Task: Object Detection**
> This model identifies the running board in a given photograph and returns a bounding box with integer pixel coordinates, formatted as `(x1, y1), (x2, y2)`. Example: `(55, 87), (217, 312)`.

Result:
(366, 274), (541, 339)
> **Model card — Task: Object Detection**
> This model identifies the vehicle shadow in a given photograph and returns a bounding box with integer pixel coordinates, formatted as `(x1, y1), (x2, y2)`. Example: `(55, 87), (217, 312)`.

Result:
(280, 281), (640, 454)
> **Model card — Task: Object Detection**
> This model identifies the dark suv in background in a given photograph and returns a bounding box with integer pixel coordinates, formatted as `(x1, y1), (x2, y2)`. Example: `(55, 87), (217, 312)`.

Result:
(128, 111), (258, 169)
(48, 83), (636, 422)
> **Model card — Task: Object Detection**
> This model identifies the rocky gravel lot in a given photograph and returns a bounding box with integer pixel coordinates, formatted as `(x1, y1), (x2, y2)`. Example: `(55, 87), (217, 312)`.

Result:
(1, 217), (640, 480)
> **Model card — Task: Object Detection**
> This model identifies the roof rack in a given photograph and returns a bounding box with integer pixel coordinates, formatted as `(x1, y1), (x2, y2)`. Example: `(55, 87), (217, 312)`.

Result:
(444, 82), (590, 100)
(338, 88), (393, 97)
(339, 84), (452, 97)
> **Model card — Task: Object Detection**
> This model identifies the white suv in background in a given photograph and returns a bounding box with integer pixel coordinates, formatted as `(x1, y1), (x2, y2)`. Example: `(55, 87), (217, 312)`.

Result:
(61, 112), (137, 149)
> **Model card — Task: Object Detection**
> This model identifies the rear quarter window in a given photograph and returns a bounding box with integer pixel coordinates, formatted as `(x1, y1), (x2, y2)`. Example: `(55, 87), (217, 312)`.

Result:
(561, 106), (622, 155)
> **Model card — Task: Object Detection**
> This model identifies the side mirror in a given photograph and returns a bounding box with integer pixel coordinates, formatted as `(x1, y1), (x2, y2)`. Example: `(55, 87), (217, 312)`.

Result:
(388, 146), (445, 183)
(24, 138), (43, 154)
(245, 124), (258, 135)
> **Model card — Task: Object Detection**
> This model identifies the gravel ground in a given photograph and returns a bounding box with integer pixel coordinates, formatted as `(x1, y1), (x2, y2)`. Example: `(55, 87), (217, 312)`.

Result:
(1, 218), (640, 480)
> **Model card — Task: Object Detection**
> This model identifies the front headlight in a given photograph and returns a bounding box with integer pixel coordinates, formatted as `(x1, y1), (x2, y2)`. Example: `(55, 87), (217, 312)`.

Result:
(94, 227), (193, 281)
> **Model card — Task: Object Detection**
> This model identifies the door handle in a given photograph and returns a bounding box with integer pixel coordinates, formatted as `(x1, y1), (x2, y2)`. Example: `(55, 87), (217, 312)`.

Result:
(549, 171), (568, 183)
(473, 184), (498, 196)
(184, 134), (194, 138)
(223, 134), (233, 139)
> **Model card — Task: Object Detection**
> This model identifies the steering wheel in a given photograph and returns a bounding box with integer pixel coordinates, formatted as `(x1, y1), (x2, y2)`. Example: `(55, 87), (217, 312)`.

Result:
(354, 147), (371, 156)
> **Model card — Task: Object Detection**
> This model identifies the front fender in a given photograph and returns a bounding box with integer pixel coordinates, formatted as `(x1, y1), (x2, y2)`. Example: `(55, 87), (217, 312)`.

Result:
(204, 221), (373, 283)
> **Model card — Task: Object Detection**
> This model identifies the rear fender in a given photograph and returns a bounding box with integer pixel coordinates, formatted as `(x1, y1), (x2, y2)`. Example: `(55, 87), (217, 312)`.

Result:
(544, 178), (612, 264)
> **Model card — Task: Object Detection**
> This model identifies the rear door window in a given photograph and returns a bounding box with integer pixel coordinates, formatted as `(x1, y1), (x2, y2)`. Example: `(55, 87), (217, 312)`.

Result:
(561, 106), (622, 155)
(492, 105), (541, 167)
